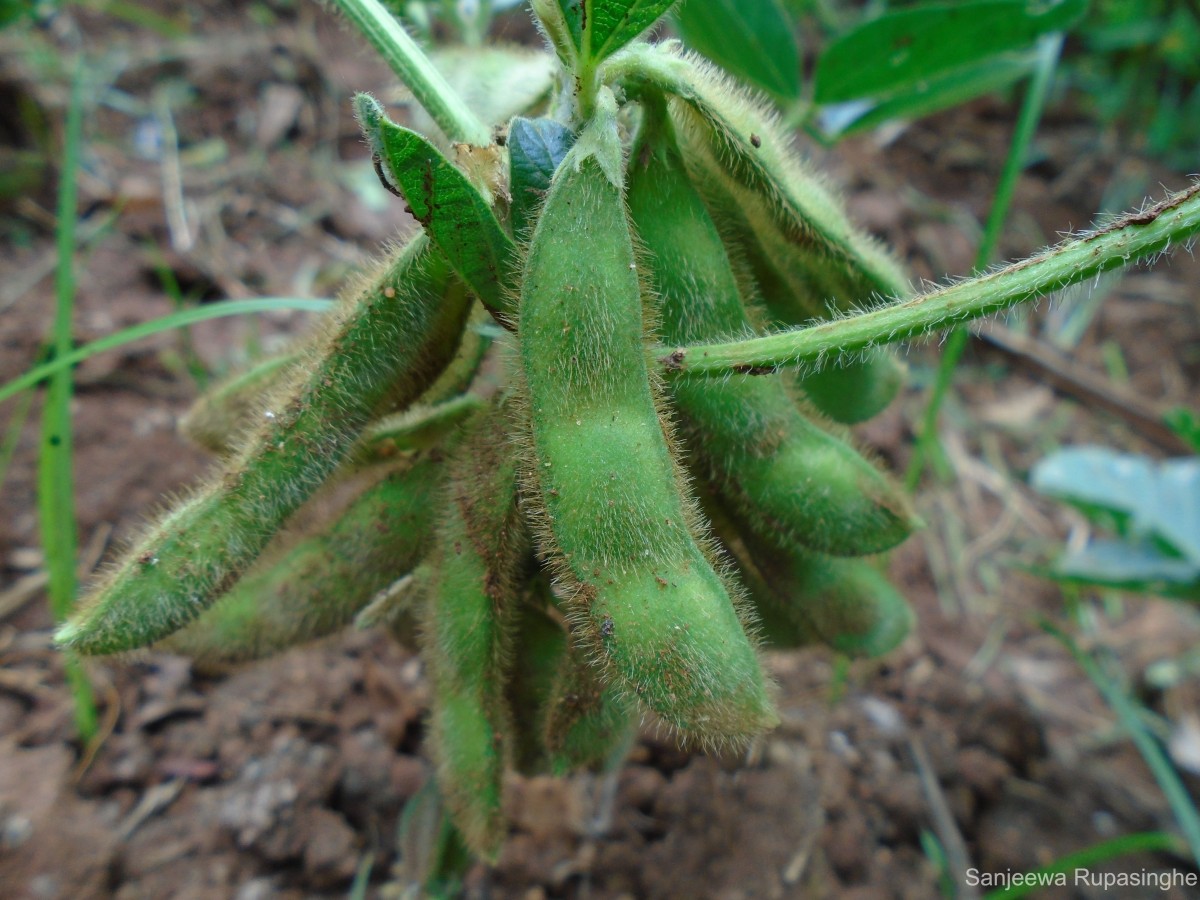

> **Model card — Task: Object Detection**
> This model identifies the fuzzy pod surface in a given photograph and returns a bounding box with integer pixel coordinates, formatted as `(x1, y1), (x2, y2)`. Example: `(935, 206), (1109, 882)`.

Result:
(518, 87), (776, 742)
(701, 491), (912, 656)
(542, 631), (637, 775)
(178, 351), (302, 457)
(627, 98), (915, 557)
(58, 234), (471, 654)
(422, 408), (524, 860)
(616, 44), (909, 423)
(161, 454), (441, 666)
(726, 217), (907, 424)
(742, 540), (914, 658)
(503, 591), (571, 775)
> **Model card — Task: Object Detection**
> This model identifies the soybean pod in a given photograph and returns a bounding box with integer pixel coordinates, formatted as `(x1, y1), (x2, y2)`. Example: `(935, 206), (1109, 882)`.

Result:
(736, 532), (913, 658)
(542, 631), (638, 775)
(161, 454), (442, 667)
(702, 491), (913, 657)
(614, 44), (909, 304)
(180, 298), (492, 460)
(627, 95), (916, 557)
(615, 44), (909, 423)
(178, 350), (303, 457)
(501, 578), (635, 776)
(503, 586), (571, 775)
(716, 196), (907, 423)
(518, 87), (775, 743)
(59, 234), (472, 654)
(422, 405), (524, 860)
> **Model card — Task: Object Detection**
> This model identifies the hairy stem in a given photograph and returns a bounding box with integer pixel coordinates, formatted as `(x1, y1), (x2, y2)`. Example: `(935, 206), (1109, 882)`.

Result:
(658, 182), (1200, 376)
(331, 0), (491, 145)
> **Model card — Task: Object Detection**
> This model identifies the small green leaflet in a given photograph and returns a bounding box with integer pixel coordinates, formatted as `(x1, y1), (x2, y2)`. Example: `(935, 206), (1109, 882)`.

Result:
(556, 0), (678, 65)
(817, 50), (1037, 138)
(555, 0), (585, 51)
(1031, 445), (1200, 599)
(1049, 539), (1200, 601)
(1031, 446), (1200, 565)
(355, 93), (517, 321)
(507, 117), (576, 239)
(672, 0), (800, 103)
(814, 0), (1086, 104)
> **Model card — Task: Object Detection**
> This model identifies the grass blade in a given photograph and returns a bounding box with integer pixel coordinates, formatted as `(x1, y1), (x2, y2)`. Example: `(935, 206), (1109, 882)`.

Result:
(982, 831), (1184, 900)
(1044, 620), (1200, 868)
(0, 298), (332, 406)
(38, 60), (97, 740)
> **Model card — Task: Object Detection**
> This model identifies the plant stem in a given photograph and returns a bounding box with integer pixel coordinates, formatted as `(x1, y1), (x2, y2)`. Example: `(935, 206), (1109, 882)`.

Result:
(331, 0), (491, 146)
(657, 181), (1200, 376)
(906, 33), (1062, 490)
(39, 61), (97, 741)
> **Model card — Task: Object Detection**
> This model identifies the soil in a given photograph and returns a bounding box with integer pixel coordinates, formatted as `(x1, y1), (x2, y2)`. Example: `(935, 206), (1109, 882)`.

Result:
(2, 3), (1200, 899)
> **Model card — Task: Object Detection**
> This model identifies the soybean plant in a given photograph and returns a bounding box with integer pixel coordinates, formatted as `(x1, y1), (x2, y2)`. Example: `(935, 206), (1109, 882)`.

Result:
(57, 0), (1200, 863)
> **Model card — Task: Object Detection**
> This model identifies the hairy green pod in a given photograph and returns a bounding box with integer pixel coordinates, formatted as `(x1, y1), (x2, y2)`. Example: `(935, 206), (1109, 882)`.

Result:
(181, 299), (491, 461)
(411, 302), (498, 405)
(705, 496), (912, 657)
(58, 234), (472, 654)
(518, 88), (775, 742)
(542, 630), (637, 775)
(501, 582), (636, 775)
(160, 455), (441, 667)
(793, 354), (905, 426)
(714, 191), (906, 423)
(627, 99), (915, 556)
(178, 351), (301, 456)
(503, 589), (571, 775)
(615, 44), (908, 422)
(422, 408), (524, 860)
(617, 44), (909, 302)
(743, 542), (913, 658)
(356, 304), (495, 463)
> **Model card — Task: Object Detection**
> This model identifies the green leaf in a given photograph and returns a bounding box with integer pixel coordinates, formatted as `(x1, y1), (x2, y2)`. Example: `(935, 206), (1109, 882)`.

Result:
(356, 93), (517, 321)
(672, 0), (801, 102)
(1031, 446), (1200, 565)
(0, 0), (35, 29)
(817, 50), (1035, 138)
(1166, 407), (1200, 454)
(814, 0), (1086, 104)
(555, 0), (585, 52)
(1047, 539), (1200, 601)
(507, 116), (575, 239)
(557, 0), (677, 64)
(589, 0), (678, 62)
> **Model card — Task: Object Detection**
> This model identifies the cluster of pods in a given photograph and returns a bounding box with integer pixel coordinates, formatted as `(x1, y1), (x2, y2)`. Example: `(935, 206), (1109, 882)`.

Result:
(59, 3), (923, 858)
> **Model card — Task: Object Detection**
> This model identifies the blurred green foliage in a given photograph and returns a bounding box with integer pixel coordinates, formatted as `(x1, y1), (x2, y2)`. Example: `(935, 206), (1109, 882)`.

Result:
(1066, 0), (1200, 165)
